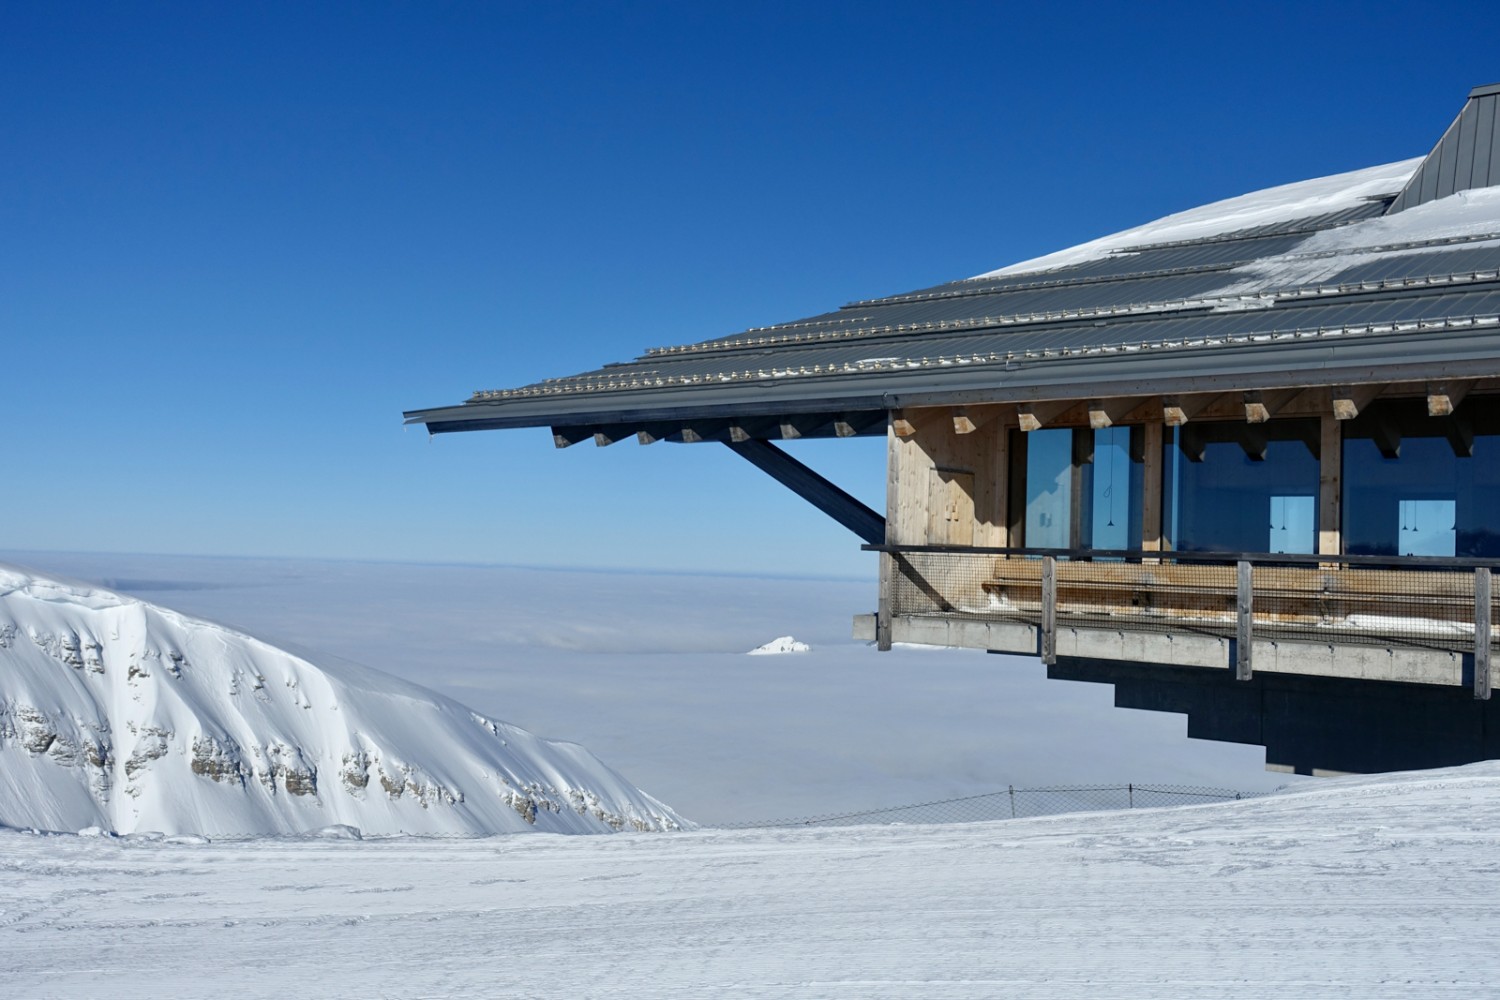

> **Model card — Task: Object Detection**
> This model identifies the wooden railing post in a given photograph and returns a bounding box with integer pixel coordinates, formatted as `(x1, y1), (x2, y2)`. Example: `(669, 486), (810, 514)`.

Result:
(1235, 560), (1254, 681)
(1476, 567), (1492, 700)
(876, 553), (893, 652)
(1040, 556), (1057, 665)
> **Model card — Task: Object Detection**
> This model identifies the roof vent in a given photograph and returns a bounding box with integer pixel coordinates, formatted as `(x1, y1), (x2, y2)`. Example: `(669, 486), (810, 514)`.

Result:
(1386, 83), (1500, 214)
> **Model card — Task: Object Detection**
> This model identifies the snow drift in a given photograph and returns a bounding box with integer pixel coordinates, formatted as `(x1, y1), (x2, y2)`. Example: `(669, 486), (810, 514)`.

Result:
(0, 563), (687, 837)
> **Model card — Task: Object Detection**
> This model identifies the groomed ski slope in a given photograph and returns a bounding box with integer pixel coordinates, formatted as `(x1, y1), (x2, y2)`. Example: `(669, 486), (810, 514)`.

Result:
(4, 763), (1498, 998)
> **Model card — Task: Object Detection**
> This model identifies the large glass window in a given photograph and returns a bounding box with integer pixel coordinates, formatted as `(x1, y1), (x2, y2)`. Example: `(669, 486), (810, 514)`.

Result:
(1343, 397), (1500, 558)
(1012, 426), (1143, 550)
(1082, 425), (1144, 552)
(1023, 428), (1074, 549)
(1162, 419), (1321, 553)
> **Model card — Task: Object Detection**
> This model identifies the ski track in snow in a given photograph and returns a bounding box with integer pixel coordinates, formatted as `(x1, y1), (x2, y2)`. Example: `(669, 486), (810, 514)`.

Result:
(3, 765), (1499, 998)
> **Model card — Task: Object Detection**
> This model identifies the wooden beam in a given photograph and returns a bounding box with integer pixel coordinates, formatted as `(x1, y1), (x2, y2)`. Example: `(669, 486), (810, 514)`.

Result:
(1333, 384), (1382, 421)
(833, 418), (858, 438)
(1318, 413), (1342, 557)
(1088, 397), (1147, 429)
(892, 416), (918, 438)
(1141, 421), (1164, 557)
(1369, 414), (1401, 460)
(551, 426), (590, 449)
(1162, 394), (1219, 426)
(778, 418), (804, 440)
(1017, 399), (1073, 432)
(678, 425), (707, 444)
(727, 424), (752, 443)
(1237, 423), (1269, 462)
(1244, 388), (1302, 424)
(1445, 412), (1475, 458)
(726, 439), (884, 545)
(1428, 380), (1474, 417)
(952, 405), (1006, 435)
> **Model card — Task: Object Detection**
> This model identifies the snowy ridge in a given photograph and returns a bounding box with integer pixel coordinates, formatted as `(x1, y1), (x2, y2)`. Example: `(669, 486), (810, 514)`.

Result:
(0, 563), (688, 836)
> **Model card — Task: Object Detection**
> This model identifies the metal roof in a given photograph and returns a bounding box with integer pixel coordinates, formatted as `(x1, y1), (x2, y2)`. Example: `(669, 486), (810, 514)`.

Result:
(1389, 83), (1500, 214)
(406, 88), (1500, 440)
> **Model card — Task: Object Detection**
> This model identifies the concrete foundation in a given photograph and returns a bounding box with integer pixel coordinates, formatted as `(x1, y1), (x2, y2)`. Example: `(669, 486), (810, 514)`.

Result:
(854, 612), (1499, 774)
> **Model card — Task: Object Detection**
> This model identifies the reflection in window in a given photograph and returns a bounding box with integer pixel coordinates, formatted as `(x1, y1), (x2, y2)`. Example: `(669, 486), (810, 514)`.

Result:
(1083, 426), (1143, 552)
(1268, 495), (1316, 554)
(1162, 419), (1321, 553)
(1398, 499), (1456, 557)
(1343, 397), (1500, 558)
(1023, 428), (1073, 549)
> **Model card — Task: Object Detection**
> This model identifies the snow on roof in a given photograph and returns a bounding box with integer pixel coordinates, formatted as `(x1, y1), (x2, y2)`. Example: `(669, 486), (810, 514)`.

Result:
(975, 158), (1423, 279)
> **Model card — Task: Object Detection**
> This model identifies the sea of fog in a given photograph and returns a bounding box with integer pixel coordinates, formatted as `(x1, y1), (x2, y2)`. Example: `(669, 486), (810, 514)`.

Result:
(0, 550), (1300, 824)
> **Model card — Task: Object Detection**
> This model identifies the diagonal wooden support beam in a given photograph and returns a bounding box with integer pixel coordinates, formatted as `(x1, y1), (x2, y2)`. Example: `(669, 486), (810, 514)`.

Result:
(725, 439), (885, 545)
(1333, 384), (1382, 421)
(1428, 380), (1474, 417)
(1243, 388), (1302, 424)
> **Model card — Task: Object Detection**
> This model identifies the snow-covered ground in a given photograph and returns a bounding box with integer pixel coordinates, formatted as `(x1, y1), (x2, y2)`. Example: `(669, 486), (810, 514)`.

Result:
(0, 563), (685, 836)
(2, 763), (1497, 998)
(1, 552), (1299, 823)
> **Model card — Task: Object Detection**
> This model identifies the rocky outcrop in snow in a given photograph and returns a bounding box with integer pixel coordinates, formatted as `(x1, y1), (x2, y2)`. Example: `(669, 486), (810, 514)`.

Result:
(0, 563), (688, 837)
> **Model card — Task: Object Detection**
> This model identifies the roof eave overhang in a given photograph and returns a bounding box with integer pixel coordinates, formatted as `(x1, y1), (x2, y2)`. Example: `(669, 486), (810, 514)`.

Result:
(404, 327), (1500, 436)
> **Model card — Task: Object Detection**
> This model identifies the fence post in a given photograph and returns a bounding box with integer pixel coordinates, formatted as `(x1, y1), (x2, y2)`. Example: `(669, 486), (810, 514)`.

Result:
(1476, 567), (1492, 701)
(876, 553), (893, 651)
(1235, 560), (1253, 681)
(1040, 556), (1057, 665)
(1128, 783), (1134, 809)
(1009, 785), (1016, 819)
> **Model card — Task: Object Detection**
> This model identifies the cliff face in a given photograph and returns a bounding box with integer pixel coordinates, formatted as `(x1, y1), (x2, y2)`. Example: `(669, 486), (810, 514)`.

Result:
(0, 563), (687, 836)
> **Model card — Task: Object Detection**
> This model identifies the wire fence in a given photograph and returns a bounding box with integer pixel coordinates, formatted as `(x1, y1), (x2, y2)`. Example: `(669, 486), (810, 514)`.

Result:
(720, 783), (1261, 830)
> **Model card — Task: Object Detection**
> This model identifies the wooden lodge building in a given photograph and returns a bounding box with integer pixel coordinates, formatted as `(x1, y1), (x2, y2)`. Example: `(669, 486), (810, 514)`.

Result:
(408, 84), (1500, 774)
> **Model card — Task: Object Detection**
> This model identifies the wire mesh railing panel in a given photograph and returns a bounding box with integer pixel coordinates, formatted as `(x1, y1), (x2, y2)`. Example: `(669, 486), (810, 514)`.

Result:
(722, 783), (1258, 830)
(883, 547), (1498, 657)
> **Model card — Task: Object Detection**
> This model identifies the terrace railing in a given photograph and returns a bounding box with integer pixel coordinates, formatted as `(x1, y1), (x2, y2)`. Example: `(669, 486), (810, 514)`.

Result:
(865, 544), (1497, 697)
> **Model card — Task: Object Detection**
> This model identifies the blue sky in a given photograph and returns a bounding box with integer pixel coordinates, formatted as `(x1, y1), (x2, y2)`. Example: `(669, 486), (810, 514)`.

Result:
(4, 2), (1496, 577)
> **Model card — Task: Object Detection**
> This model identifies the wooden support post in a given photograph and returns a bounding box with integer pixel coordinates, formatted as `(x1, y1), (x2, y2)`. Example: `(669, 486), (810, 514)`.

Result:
(876, 553), (894, 652)
(1476, 568), (1492, 700)
(1040, 556), (1057, 665)
(877, 412), (901, 652)
(1318, 414), (1342, 559)
(1141, 421), (1164, 560)
(1235, 560), (1254, 681)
